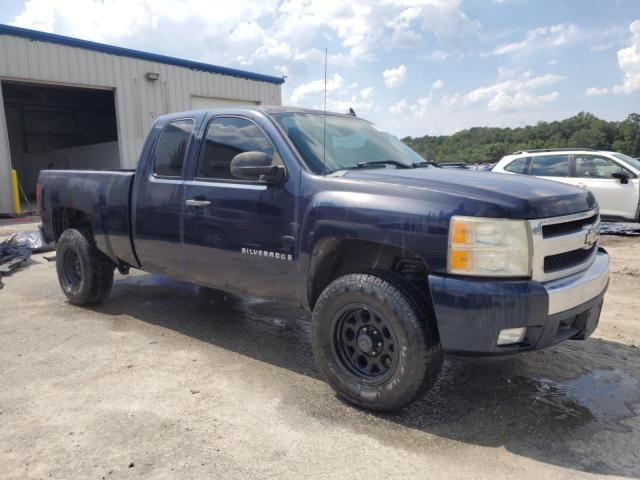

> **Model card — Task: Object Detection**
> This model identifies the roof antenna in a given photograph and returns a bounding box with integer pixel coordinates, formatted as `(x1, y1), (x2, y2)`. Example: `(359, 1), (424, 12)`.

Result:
(323, 47), (328, 177)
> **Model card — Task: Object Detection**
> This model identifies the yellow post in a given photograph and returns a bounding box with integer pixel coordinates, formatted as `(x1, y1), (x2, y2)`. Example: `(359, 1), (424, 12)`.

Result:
(10, 169), (20, 215)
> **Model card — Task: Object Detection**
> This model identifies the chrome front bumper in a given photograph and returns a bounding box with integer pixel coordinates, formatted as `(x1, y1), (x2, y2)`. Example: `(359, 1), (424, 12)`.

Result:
(544, 248), (610, 315)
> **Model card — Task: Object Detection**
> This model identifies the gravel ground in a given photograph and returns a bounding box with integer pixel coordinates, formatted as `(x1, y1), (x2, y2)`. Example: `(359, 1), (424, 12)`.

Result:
(1, 224), (639, 479)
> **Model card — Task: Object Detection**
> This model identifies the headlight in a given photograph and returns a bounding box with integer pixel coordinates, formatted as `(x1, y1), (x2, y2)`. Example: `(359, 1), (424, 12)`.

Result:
(448, 216), (531, 277)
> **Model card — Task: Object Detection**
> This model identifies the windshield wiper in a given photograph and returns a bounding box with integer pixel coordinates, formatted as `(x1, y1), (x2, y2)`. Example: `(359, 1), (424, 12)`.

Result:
(355, 160), (412, 169)
(326, 160), (439, 175)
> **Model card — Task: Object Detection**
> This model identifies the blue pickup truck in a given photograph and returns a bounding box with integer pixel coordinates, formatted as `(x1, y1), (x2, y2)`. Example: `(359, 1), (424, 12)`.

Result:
(39, 107), (610, 411)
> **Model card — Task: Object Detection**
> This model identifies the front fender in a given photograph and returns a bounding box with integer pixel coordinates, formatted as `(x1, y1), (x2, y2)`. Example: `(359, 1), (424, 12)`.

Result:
(300, 189), (450, 268)
(297, 189), (453, 309)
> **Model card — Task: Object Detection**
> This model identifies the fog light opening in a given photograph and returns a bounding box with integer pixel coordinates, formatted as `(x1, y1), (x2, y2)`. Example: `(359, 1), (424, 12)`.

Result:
(497, 327), (527, 346)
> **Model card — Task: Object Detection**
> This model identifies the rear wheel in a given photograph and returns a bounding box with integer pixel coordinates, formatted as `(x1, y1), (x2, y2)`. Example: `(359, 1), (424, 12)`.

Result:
(56, 228), (114, 305)
(312, 272), (443, 412)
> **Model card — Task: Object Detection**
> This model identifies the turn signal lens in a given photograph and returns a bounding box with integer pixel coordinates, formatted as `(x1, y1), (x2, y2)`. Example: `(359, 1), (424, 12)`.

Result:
(451, 221), (470, 244)
(450, 250), (469, 270)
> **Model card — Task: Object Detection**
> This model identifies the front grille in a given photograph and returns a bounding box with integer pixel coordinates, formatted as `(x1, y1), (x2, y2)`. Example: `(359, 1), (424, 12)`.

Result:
(542, 214), (598, 238)
(544, 245), (596, 273)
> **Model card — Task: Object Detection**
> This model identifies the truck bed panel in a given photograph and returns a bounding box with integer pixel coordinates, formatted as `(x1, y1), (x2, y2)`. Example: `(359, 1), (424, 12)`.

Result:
(39, 170), (139, 268)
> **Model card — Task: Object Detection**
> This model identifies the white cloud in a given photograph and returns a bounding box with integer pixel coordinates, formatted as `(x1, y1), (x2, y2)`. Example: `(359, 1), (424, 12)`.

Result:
(412, 96), (431, 118)
(613, 19), (640, 94)
(493, 40), (527, 55)
(389, 99), (409, 115)
(10, 0), (482, 79)
(388, 6), (423, 48)
(292, 49), (356, 67)
(491, 23), (579, 56)
(291, 73), (345, 104)
(273, 0), (479, 63)
(229, 21), (265, 45)
(383, 64), (407, 88)
(585, 87), (609, 96)
(432, 79), (444, 89)
(360, 87), (375, 100)
(442, 69), (564, 112)
(487, 91), (558, 112)
(11, 0), (155, 40)
(590, 42), (614, 53)
(389, 96), (431, 118)
(275, 64), (289, 77)
(11, 0), (279, 43)
(326, 96), (373, 114)
(422, 50), (452, 61)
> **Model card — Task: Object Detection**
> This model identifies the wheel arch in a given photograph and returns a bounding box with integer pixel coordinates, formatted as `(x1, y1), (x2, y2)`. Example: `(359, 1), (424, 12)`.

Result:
(52, 208), (93, 241)
(306, 237), (431, 310)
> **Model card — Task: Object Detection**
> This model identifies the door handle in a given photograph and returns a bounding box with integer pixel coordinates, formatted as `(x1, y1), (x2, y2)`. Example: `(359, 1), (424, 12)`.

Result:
(186, 198), (212, 207)
(576, 182), (587, 188)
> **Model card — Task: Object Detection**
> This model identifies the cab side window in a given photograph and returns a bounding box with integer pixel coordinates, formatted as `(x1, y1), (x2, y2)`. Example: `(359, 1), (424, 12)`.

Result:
(196, 117), (278, 180)
(575, 155), (635, 179)
(153, 119), (194, 177)
(505, 157), (530, 174)
(531, 155), (569, 177)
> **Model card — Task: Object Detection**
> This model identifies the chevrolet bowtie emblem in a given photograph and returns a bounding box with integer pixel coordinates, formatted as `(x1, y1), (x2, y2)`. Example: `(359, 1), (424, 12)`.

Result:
(584, 226), (599, 249)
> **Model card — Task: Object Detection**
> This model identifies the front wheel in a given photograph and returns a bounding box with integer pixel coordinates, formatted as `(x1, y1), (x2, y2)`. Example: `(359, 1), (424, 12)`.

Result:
(56, 228), (114, 305)
(312, 272), (443, 412)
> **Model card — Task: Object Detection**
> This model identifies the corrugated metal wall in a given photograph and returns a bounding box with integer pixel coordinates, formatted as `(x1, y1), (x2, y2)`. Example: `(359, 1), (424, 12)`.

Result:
(0, 33), (282, 213)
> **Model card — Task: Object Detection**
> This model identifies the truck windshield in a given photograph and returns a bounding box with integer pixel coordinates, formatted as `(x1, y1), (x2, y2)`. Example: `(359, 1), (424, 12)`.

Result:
(273, 113), (427, 174)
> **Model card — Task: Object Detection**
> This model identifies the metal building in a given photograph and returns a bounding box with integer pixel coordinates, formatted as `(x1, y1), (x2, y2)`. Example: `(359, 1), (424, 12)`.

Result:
(0, 24), (284, 214)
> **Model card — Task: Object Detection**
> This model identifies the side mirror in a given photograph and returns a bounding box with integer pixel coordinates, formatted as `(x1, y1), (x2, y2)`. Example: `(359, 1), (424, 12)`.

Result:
(611, 171), (630, 184)
(230, 151), (285, 184)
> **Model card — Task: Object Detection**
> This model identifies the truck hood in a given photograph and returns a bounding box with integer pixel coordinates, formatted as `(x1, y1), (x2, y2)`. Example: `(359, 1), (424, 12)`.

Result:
(342, 168), (597, 219)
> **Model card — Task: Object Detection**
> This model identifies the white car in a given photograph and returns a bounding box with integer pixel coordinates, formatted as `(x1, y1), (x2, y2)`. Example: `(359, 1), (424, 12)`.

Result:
(493, 149), (640, 221)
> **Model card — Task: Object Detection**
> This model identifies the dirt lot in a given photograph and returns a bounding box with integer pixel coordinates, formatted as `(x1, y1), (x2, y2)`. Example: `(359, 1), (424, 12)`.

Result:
(1, 223), (639, 479)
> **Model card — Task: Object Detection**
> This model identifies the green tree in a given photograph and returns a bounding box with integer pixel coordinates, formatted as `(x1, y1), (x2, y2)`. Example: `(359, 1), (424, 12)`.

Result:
(402, 112), (640, 163)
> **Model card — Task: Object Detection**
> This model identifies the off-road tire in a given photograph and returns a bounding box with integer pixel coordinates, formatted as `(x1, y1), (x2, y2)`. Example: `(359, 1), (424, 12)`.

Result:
(312, 272), (443, 412)
(56, 228), (114, 305)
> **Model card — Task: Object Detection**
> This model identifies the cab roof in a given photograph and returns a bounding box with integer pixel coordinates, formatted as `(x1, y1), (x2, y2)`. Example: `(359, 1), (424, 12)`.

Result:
(159, 105), (357, 122)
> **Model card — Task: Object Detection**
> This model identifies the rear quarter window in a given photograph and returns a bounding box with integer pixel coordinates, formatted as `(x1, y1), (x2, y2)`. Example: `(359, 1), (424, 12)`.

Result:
(153, 119), (195, 177)
(504, 157), (530, 174)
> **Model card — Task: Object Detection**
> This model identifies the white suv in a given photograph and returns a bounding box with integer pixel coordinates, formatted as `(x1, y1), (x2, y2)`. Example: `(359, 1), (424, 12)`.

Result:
(493, 149), (640, 221)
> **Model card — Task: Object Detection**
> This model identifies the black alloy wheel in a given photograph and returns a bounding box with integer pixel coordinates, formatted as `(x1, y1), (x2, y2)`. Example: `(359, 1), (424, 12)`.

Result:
(332, 304), (399, 383)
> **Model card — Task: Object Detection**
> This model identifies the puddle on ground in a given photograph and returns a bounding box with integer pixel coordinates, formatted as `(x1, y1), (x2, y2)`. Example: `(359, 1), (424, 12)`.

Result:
(100, 273), (317, 376)
(384, 354), (640, 442)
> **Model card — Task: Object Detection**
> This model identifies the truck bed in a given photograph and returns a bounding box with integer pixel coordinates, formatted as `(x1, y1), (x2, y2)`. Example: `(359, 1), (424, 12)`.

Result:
(39, 169), (139, 268)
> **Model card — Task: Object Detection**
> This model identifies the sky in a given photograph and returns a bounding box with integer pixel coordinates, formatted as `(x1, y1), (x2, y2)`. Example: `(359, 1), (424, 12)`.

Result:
(1, 0), (639, 138)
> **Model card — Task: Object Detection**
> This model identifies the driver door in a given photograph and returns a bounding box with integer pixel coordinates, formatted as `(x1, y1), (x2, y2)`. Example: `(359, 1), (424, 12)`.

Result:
(572, 154), (639, 219)
(181, 115), (298, 303)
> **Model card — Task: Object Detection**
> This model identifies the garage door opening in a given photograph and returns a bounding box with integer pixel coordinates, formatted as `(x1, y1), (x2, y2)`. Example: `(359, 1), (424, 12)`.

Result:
(1, 81), (119, 205)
